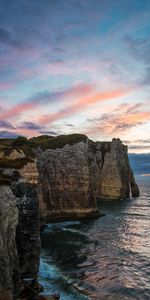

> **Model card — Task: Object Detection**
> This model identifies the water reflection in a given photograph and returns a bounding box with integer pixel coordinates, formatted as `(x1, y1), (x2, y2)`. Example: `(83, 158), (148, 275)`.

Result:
(39, 180), (150, 299)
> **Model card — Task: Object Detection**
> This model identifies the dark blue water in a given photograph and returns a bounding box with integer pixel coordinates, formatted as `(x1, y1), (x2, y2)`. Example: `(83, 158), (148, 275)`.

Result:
(39, 177), (150, 299)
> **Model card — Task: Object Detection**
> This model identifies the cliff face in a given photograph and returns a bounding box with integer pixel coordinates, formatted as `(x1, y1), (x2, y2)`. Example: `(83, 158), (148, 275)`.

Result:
(34, 135), (139, 220)
(0, 134), (139, 298)
(95, 138), (136, 199)
(0, 186), (20, 300)
(0, 146), (40, 299)
(36, 140), (98, 221)
(12, 182), (41, 279)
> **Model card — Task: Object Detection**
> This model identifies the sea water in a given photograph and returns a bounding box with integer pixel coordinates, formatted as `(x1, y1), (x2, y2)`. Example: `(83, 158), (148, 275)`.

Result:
(39, 177), (150, 299)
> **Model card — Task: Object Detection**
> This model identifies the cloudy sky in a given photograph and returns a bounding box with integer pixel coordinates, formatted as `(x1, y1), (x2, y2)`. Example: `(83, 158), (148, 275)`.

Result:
(0, 0), (150, 153)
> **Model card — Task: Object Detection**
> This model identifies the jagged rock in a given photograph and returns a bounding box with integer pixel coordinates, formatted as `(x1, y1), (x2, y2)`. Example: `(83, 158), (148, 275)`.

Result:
(0, 134), (139, 299)
(35, 135), (139, 221)
(36, 139), (99, 221)
(0, 186), (20, 299)
(95, 138), (140, 199)
(12, 182), (41, 279)
(0, 181), (41, 299)
(19, 160), (39, 185)
(0, 148), (25, 160)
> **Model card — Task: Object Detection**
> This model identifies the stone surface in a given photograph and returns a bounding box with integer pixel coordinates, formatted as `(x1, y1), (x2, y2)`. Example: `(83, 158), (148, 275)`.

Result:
(0, 148), (25, 160)
(95, 138), (139, 199)
(12, 182), (41, 279)
(36, 140), (98, 221)
(19, 160), (39, 185)
(0, 134), (139, 299)
(0, 186), (20, 299)
(35, 136), (139, 221)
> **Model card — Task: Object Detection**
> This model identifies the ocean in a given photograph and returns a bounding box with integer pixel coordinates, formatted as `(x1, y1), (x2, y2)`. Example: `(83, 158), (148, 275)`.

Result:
(39, 176), (150, 299)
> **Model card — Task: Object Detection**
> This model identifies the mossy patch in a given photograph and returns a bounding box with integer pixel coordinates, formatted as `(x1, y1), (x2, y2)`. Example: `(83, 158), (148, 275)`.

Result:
(0, 138), (15, 147)
(0, 136), (35, 159)
(32, 134), (88, 150)
(0, 157), (33, 169)
(0, 134), (88, 152)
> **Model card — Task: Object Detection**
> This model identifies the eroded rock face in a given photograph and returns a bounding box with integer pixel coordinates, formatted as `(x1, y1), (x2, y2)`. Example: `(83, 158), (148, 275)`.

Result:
(19, 160), (39, 185)
(0, 161), (41, 298)
(0, 186), (20, 300)
(96, 138), (139, 199)
(36, 140), (98, 221)
(0, 148), (25, 160)
(12, 182), (41, 279)
(35, 136), (139, 220)
(0, 134), (139, 298)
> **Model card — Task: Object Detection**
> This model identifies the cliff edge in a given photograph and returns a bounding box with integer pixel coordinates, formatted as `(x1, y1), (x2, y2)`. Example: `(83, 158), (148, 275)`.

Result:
(0, 134), (139, 298)
(33, 134), (139, 220)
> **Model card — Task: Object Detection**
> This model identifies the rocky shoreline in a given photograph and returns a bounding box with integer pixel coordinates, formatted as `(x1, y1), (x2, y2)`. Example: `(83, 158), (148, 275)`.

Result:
(0, 134), (139, 299)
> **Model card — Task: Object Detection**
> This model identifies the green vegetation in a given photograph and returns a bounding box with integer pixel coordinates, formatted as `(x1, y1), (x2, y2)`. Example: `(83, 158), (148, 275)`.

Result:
(12, 136), (29, 147)
(31, 133), (88, 150)
(0, 138), (15, 147)
(0, 133), (88, 158)
(29, 135), (54, 146)
(0, 157), (33, 169)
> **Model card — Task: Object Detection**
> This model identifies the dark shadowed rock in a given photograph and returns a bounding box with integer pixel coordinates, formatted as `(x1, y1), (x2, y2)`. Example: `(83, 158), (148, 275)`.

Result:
(12, 182), (41, 279)
(0, 186), (20, 299)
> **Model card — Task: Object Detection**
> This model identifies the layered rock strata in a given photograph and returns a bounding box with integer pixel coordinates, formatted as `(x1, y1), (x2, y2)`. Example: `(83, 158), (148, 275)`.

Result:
(12, 182), (40, 279)
(0, 148), (40, 298)
(0, 186), (20, 300)
(0, 134), (139, 298)
(35, 135), (139, 220)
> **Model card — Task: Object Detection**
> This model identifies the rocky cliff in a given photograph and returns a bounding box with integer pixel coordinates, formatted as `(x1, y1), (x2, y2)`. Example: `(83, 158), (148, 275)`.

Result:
(33, 135), (139, 220)
(0, 142), (40, 299)
(0, 185), (20, 300)
(0, 134), (139, 298)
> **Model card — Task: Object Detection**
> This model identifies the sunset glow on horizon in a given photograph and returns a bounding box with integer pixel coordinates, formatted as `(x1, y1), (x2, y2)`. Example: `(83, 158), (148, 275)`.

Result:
(0, 0), (150, 153)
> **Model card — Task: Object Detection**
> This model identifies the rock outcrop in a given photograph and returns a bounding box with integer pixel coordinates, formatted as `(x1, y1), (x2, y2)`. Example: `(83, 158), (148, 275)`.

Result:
(34, 135), (139, 220)
(12, 182), (41, 279)
(0, 134), (139, 298)
(0, 186), (20, 300)
(0, 142), (41, 299)
(36, 140), (98, 221)
(95, 138), (138, 199)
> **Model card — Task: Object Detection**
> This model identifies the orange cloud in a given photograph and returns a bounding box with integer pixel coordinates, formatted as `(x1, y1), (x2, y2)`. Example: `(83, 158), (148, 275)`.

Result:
(86, 103), (150, 137)
(38, 87), (131, 125)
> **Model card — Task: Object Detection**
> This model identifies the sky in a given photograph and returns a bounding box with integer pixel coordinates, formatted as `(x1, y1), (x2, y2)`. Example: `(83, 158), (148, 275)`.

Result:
(0, 0), (150, 153)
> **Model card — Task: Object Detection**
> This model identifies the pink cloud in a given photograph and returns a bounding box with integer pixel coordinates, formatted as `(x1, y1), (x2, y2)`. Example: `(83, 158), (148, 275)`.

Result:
(0, 102), (36, 120)
(0, 83), (94, 121)
(85, 103), (150, 138)
(38, 87), (132, 125)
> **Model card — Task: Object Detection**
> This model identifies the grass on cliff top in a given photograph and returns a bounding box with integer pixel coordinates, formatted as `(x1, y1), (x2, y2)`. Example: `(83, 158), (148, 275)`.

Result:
(0, 134), (88, 154)
(30, 133), (88, 149)
(0, 157), (33, 169)
(0, 137), (35, 170)
(0, 136), (35, 158)
(0, 138), (15, 147)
